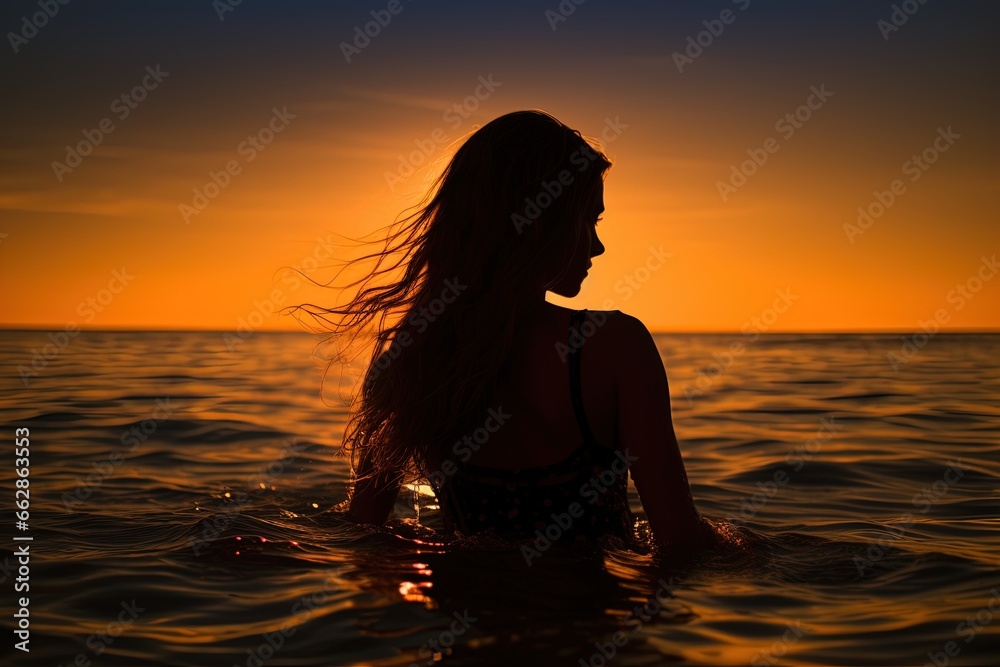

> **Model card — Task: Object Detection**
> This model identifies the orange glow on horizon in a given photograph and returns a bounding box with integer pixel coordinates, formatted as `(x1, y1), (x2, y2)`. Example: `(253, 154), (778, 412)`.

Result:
(3, 33), (997, 334)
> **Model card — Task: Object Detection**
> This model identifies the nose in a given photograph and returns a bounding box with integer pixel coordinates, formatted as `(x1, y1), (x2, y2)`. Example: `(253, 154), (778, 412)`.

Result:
(590, 231), (605, 258)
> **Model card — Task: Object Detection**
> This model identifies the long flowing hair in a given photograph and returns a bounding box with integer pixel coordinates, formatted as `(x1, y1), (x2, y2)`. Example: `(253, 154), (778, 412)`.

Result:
(296, 110), (612, 487)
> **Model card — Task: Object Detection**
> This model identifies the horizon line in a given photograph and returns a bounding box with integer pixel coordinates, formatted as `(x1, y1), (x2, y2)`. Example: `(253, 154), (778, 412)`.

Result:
(1, 326), (998, 335)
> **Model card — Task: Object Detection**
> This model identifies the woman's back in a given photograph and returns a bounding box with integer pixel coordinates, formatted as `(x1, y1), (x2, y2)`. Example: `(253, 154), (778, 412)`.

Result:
(451, 303), (618, 470)
(428, 306), (634, 543)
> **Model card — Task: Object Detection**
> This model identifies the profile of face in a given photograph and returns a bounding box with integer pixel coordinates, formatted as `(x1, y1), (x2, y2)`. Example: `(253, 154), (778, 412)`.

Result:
(549, 180), (606, 298)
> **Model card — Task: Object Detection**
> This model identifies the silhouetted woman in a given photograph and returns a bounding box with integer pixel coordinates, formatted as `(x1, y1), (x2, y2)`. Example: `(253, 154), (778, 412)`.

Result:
(318, 110), (718, 556)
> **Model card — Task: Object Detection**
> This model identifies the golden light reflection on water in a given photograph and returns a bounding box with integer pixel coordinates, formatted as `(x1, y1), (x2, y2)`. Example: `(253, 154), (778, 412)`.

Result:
(398, 581), (434, 605)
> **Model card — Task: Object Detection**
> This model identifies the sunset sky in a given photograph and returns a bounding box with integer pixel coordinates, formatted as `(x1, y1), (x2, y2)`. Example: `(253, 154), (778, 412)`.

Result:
(1, 0), (998, 332)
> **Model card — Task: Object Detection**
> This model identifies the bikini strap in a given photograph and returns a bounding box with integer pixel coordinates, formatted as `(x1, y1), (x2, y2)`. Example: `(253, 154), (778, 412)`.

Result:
(568, 309), (600, 449)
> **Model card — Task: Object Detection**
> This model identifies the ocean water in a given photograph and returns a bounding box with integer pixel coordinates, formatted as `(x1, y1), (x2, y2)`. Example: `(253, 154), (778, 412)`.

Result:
(1, 330), (998, 667)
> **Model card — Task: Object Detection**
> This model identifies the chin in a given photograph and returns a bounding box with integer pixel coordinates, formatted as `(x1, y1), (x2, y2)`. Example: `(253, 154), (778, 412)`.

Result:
(550, 282), (585, 299)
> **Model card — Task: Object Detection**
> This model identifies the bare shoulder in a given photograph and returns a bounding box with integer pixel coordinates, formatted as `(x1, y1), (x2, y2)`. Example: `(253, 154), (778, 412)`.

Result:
(586, 310), (656, 352)
(576, 310), (661, 373)
(590, 309), (648, 334)
(545, 305), (659, 372)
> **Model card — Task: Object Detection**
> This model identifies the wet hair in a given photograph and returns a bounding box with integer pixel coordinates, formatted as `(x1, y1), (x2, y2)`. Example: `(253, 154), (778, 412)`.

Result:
(297, 109), (612, 487)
